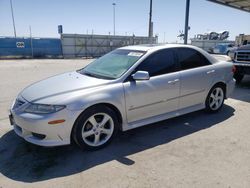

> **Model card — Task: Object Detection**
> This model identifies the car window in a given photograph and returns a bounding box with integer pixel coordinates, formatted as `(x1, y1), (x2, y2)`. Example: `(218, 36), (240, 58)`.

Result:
(176, 48), (211, 70)
(135, 49), (177, 77)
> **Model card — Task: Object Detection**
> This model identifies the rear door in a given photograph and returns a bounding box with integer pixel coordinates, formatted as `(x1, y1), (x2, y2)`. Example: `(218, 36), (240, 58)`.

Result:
(175, 48), (215, 109)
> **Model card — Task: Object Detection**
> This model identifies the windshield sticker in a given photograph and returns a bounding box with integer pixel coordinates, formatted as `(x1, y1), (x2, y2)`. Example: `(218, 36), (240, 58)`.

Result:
(128, 52), (143, 57)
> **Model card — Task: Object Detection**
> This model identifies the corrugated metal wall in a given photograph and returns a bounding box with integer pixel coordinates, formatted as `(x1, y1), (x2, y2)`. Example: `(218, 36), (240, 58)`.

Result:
(61, 34), (158, 58)
(0, 37), (62, 58)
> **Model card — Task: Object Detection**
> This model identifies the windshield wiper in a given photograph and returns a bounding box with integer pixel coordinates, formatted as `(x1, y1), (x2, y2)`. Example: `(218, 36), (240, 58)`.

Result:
(77, 70), (114, 80)
(83, 71), (99, 78)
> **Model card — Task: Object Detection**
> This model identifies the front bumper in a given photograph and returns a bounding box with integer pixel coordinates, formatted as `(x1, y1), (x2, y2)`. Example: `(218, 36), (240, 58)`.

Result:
(10, 108), (77, 147)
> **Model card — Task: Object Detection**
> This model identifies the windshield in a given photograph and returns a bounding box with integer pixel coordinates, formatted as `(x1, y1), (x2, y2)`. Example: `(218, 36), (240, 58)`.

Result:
(78, 49), (145, 79)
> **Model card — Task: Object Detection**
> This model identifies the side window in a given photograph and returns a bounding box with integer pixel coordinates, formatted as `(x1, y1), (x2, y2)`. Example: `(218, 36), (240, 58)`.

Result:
(136, 49), (176, 77)
(176, 48), (211, 70)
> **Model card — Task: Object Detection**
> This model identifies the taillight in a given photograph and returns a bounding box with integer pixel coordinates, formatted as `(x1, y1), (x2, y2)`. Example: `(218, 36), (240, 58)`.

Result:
(232, 65), (236, 73)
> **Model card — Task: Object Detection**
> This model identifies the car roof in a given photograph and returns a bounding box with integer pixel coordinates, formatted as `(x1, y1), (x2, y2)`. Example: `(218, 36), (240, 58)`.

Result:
(119, 44), (219, 64)
(119, 44), (189, 51)
(119, 43), (206, 52)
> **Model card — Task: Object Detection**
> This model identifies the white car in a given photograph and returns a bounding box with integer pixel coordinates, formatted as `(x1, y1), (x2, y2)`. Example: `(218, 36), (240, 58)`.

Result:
(211, 43), (235, 55)
(10, 44), (235, 150)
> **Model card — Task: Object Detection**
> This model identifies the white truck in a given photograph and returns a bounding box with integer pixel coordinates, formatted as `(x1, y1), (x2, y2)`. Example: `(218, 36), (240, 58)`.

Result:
(231, 44), (250, 83)
(229, 34), (250, 83)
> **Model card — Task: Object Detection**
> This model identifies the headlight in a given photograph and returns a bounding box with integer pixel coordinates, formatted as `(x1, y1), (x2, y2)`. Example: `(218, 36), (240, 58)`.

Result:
(24, 103), (66, 114)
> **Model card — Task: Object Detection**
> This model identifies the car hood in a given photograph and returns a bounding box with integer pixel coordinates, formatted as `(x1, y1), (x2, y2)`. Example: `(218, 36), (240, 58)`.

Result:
(21, 71), (111, 102)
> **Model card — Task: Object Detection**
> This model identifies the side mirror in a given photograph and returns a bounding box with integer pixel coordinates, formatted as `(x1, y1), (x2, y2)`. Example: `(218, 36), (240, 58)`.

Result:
(132, 71), (150, 81)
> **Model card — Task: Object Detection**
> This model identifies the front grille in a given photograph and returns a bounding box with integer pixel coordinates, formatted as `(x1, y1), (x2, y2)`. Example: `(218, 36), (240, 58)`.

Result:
(13, 99), (25, 109)
(236, 51), (250, 62)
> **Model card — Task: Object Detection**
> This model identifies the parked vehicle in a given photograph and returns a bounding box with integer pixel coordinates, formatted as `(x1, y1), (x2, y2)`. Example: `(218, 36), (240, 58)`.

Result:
(9, 44), (235, 150)
(229, 44), (250, 83)
(210, 43), (234, 55)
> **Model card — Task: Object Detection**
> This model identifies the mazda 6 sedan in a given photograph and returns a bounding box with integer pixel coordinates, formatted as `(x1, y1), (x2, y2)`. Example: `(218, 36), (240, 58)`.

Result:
(10, 44), (235, 150)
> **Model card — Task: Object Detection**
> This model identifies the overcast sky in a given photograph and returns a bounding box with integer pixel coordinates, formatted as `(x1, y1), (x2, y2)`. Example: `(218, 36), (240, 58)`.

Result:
(1, 0), (250, 43)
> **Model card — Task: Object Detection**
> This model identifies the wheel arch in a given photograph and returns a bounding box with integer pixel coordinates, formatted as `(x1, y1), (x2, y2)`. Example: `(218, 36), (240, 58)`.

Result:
(70, 103), (123, 144)
(210, 81), (227, 99)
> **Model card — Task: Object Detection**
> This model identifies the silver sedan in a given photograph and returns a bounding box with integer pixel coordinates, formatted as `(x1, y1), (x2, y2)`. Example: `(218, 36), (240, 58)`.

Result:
(9, 44), (235, 150)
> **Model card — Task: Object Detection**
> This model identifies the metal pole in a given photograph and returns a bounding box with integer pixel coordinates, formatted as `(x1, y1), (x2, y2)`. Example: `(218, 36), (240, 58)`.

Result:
(112, 3), (116, 36)
(10, 0), (16, 38)
(29, 26), (33, 58)
(184, 0), (190, 44)
(148, 0), (152, 38)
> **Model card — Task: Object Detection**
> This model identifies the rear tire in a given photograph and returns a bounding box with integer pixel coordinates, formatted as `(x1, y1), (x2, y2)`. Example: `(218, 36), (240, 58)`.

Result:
(73, 105), (118, 150)
(205, 85), (225, 113)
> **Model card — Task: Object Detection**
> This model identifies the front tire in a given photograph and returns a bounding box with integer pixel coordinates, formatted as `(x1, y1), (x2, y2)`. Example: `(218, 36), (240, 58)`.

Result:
(73, 105), (118, 150)
(205, 85), (225, 113)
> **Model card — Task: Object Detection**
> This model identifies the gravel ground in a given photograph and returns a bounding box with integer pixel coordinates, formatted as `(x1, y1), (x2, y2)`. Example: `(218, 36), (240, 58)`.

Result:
(0, 59), (250, 188)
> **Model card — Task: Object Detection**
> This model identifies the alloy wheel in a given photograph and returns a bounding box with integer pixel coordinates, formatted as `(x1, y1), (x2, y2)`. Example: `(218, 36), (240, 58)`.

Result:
(209, 87), (224, 111)
(81, 113), (114, 147)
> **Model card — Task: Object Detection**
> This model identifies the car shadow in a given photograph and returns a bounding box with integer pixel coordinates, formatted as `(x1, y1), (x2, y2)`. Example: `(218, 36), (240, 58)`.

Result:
(0, 104), (235, 182)
(230, 75), (250, 103)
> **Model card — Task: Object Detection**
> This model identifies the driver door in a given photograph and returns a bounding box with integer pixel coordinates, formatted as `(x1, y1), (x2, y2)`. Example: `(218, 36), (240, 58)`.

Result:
(123, 49), (180, 123)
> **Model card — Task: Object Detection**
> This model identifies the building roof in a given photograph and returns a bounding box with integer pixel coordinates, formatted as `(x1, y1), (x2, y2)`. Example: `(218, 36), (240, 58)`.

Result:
(207, 0), (250, 13)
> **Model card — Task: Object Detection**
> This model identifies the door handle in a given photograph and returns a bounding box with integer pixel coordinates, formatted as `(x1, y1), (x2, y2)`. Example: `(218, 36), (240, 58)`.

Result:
(168, 79), (179, 84)
(206, 70), (215, 74)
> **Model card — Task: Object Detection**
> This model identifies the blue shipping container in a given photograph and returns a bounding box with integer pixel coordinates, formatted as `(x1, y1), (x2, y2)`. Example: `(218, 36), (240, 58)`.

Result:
(0, 37), (62, 58)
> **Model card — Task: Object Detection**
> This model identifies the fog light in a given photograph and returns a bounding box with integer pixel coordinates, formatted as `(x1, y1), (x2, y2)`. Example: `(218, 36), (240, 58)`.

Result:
(32, 132), (46, 139)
